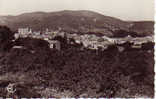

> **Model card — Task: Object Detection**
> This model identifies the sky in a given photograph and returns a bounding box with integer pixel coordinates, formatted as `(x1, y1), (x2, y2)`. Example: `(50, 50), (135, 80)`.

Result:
(0, 0), (154, 21)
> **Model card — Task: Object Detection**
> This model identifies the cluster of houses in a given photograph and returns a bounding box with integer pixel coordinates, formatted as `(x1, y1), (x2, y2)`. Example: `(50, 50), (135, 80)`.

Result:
(14, 27), (154, 51)
(67, 33), (154, 50)
(14, 28), (65, 50)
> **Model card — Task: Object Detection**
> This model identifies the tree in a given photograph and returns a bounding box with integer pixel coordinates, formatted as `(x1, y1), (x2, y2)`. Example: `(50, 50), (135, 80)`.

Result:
(53, 36), (68, 50)
(14, 37), (50, 51)
(0, 26), (14, 51)
(142, 42), (154, 50)
(113, 30), (129, 38)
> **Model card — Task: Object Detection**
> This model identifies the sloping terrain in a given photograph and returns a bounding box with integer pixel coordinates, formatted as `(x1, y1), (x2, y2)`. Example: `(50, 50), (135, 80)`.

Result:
(0, 10), (137, 36)
(0, 10), (154, 37)
(130, 21), (154, 36)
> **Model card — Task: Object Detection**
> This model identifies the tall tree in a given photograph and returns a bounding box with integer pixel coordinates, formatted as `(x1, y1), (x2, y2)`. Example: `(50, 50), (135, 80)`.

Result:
(0, 26), (14, 51)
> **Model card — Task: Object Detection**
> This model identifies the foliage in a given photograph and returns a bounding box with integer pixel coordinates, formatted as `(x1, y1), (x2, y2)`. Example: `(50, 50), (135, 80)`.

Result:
(0, 30), (154, 97)
(0, 26), (14, 51)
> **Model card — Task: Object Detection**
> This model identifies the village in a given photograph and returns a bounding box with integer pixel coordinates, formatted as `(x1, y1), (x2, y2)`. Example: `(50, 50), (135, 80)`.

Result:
(14, 27), (154, 51)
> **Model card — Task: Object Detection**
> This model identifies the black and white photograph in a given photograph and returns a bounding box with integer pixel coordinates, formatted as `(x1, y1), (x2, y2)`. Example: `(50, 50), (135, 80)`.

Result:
(0, 0), (155, 98)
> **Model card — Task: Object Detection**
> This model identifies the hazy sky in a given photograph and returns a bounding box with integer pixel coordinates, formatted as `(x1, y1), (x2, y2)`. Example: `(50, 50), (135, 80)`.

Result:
(0, 0), (154, 21)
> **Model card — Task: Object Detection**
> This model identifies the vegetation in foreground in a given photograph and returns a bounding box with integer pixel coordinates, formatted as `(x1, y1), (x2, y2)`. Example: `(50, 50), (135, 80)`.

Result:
(0, 26), (154, 98)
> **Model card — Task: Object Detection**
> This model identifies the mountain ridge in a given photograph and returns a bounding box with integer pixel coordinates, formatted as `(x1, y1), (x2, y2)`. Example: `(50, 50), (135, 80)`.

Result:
(0, 10), (154, 36)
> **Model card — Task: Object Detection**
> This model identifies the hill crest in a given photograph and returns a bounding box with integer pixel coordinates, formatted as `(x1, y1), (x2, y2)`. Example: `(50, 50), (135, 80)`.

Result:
(0, 10), (154, 36)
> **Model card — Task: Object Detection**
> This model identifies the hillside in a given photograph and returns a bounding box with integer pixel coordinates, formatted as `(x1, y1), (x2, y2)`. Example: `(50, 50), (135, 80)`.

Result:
(0, 10), (154, 37)
(130, 21), (154, 36)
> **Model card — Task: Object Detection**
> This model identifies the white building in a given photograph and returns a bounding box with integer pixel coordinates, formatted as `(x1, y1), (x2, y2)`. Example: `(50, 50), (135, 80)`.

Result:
(49, 40), (61, 50)
(18, 28), (29, 34)
(18, 28), (32, 38)
(14, 33), (20, 39)
(132, 42), (142, 48)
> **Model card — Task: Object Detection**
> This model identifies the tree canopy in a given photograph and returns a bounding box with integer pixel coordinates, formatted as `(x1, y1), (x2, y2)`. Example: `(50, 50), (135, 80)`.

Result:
(0, 26), (14, 51)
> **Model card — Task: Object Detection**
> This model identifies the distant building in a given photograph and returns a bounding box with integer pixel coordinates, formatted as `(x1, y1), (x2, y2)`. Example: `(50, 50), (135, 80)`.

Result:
(49, 40), (61, 50)
(12, 46), (25, 49)
(44, 38), (49, 41)
(14, 33), (20, 39)
(18, 28), (32, 38)
(75, 40), (81, 44)
(124, 35), (132, 41)
(18, 28), (29, 34)
(132, 42), (142, 48)
(58, 32), (66, 38)
(33, 31), (41, 35)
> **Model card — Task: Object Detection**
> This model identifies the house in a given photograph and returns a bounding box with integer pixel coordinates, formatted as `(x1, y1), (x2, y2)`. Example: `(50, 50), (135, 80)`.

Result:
(124, 35), (132, 41)
(132, 42), (142, 48)
(33, 31), (41, 36)
(105, 37), (116, 44)
(49, 40), (61, 50)
(44, 38), (49, 41)
(58, 32), (66, 38)
(75, 40), (81, 44)
(116, 41), (133, 51)
(18, 28), (29, 35)
(14, 33), (20, 39)
(18, 28), (32, 38)
(12, 46), (25, 49)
